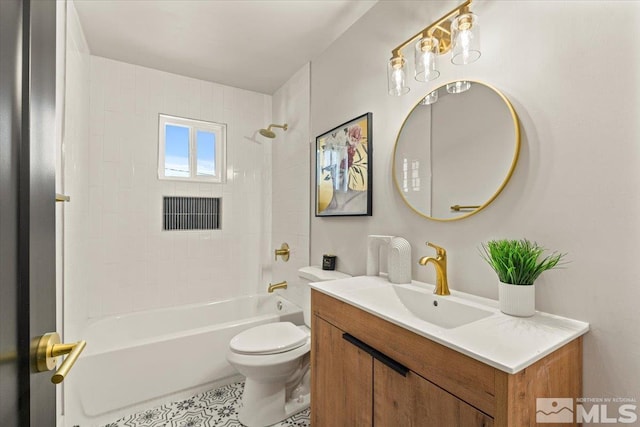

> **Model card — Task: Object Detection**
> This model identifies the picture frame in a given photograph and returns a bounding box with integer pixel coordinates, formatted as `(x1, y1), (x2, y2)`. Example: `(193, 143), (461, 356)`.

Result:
(315, 112), (372, 217)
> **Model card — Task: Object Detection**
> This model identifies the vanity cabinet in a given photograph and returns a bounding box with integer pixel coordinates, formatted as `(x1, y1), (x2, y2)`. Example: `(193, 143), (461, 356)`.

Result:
(313, 315), (373, 425)
(311, 290), (583, 427)
(373, 359), (493, 426)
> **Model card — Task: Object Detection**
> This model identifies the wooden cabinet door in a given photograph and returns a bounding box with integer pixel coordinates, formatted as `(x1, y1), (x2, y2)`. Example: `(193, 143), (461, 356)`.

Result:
(312, 316), (373, 426)
(374, 359), (493, 427)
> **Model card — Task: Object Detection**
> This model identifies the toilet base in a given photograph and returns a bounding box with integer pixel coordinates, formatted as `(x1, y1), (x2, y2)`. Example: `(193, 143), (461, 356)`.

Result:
(238, 377), (310, 427)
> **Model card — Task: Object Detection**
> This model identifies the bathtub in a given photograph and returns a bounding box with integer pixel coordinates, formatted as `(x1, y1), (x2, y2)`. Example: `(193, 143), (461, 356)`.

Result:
(69, 294), (303, 420)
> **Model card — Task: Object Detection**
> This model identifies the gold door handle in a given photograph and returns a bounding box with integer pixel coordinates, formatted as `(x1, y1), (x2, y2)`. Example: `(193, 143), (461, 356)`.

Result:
(274, 243), (290, 262)
(35, 332), (86, 384)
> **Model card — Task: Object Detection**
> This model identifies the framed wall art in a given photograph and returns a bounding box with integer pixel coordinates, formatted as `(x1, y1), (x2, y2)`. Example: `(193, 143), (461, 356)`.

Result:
(315, 112), (372, 217)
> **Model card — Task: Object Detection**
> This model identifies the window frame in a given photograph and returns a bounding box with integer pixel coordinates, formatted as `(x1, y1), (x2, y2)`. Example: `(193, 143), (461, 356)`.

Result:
(158, 114), (226, 183)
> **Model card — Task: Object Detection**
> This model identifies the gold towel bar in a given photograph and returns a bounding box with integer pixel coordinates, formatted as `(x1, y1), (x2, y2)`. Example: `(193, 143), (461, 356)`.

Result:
(450, 204), (480, 212)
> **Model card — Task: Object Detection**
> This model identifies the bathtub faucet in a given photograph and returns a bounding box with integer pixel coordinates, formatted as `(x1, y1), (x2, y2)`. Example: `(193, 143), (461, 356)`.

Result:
(268, 281), (288, 293)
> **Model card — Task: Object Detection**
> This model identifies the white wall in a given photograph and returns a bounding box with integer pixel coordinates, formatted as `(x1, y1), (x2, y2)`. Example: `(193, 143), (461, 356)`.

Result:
(62, 0), (91, 342)
(311, 1), (640, 399)
(271, 64), (311, 309)
(64, 55), (272, 338)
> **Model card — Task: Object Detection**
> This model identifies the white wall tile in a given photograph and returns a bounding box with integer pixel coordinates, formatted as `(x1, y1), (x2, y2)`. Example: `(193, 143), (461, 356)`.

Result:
(103, 111), (122, 162)
(66, 56), (272, 328)
(271, 64), (311, 299)
(88, 133), (104, 187)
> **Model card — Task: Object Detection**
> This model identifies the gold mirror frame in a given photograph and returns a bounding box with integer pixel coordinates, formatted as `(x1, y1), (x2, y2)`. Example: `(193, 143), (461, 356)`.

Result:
(392, 80), (521, 221)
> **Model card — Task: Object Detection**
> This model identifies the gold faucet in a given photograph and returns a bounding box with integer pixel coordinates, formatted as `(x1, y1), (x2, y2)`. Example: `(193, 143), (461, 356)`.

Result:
(418, 242), (450, 296)
(268, 281), (288, 293)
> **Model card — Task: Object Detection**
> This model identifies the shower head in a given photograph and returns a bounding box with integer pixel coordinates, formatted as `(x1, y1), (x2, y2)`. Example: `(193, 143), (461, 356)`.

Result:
(259, 123), (288, 139)
(259, 128), (276, 138)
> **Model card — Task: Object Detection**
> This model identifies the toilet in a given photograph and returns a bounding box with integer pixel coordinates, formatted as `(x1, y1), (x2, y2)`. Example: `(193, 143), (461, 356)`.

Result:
(226, 266), (350, 427)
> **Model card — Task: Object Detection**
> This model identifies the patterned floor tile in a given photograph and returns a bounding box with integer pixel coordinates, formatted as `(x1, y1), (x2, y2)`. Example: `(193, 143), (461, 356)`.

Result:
(104, 381), (310, 427)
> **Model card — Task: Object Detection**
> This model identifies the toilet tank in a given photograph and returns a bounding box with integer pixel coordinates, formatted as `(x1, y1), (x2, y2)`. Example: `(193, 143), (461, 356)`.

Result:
(298, 266), (351, 326)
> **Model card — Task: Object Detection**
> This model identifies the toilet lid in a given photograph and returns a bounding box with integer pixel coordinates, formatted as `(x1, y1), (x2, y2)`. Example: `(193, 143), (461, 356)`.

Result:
(230, 322), (308, 355)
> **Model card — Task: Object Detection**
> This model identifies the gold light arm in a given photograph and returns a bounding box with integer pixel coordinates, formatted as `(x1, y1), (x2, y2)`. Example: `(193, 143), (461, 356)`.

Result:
(390, 0), (472, 59)
(450, 204), (481, 212)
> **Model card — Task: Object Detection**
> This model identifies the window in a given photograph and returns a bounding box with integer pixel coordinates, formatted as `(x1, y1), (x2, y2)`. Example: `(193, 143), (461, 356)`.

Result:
(158, 114), (226, 182)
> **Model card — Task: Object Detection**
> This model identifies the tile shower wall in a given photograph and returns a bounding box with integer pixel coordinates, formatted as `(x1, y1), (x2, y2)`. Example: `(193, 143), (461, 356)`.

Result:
(65, 55), (272, 336)
(62, 0), (91, 343)
(271, 64), (311, 308)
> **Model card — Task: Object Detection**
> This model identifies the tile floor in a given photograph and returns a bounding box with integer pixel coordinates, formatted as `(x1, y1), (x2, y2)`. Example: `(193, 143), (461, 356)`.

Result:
(103, 381), (310, 427)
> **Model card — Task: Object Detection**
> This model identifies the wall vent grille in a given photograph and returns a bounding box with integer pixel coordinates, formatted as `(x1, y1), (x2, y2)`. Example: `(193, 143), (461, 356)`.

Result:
(163, 196), (220, 230)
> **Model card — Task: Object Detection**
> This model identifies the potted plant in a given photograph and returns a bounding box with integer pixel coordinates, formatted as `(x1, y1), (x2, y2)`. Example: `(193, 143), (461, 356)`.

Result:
(480, 239), (566, 317)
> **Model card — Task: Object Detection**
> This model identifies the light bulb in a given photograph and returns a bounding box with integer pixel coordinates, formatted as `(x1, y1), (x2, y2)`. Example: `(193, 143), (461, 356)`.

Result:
(457, 29), (473, 61)
(451, 12), (481, 65)
(387, 57), (409, 96)
(415, 37), (440, 82)
(392, 68), (404, 90)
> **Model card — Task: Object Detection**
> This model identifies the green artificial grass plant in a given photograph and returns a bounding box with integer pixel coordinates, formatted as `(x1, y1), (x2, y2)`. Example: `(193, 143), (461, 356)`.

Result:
(480, 239), (566, 285)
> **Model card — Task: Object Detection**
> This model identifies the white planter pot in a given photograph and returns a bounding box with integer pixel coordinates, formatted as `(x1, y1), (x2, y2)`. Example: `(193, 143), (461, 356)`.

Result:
(498, 281), (535, 317)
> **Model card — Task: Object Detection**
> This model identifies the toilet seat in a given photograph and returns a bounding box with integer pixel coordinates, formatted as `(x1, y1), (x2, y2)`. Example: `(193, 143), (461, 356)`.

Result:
(230, 322), (307, 355)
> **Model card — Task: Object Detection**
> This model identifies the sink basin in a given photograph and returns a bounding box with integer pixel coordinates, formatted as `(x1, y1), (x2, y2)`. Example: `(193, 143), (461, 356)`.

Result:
(346, 283), (494, 329)
(392, 284), (493, 329)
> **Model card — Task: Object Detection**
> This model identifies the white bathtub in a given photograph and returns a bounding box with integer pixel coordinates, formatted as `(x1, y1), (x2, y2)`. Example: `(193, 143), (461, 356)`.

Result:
(68, 294), (303, 421)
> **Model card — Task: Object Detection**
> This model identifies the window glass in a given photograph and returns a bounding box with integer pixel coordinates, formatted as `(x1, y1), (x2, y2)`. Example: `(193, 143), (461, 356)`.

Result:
(164, 124), (190, 177)
(196, 130), (216, 177)
(159, 114), (225, 182)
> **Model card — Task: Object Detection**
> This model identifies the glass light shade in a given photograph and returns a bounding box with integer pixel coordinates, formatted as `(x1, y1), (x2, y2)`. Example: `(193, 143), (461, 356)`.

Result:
(387, 58), (410, 96)
(420, 89), (439, 105)
(446, 81), (471, 94)
(451, 12), (481, 65)
(414, 37), (440, 82)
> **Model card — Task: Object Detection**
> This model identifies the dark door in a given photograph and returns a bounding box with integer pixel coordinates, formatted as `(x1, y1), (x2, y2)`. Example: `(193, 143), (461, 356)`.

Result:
(1, 0), (58, 425)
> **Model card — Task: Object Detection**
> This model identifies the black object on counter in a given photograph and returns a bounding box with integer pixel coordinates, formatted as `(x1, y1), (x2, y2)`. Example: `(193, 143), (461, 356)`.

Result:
(322, 254), (337, 270)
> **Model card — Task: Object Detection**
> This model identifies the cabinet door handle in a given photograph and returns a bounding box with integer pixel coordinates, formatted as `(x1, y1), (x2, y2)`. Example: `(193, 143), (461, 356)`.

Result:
(342, 333), (409, 377)
(342, 333), (376, 355)
(372, 349), (409, 377)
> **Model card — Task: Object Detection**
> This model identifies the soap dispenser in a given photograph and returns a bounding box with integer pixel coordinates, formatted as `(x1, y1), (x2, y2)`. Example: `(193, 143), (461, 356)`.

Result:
(366, 235), (412, 284)
(388, 237), (412, 284)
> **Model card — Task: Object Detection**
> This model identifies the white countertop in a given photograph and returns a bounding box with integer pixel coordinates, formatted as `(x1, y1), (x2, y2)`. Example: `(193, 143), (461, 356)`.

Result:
(310, 275), (589, 374)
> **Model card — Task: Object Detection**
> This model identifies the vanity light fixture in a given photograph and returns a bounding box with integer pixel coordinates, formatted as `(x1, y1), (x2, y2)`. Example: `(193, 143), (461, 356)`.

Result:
(387, 0), (480, 96)
(420, 89), (439, 105)
(446, 80), (472, 94)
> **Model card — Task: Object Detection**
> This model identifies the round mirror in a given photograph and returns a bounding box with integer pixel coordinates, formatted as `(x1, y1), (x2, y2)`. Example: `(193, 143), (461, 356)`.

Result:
(393, 80), (520, 221)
